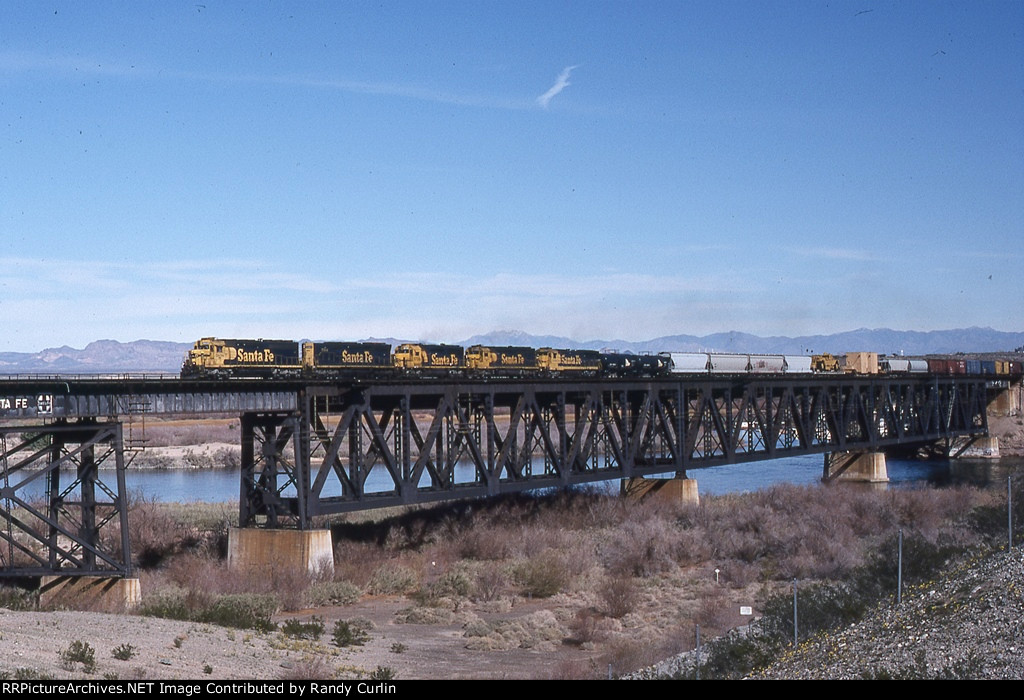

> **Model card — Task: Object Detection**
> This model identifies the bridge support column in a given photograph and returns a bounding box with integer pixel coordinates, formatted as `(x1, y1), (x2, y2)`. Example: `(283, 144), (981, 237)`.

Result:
(0, 420), (132, 578)
(622, 476), (699, 506)
(949, 436), (1000, 459)
(823, 452), (888, 483)
(39, 576), (141, 611)
(227, 528), (334, 576)
(988, 385), (1017, 417)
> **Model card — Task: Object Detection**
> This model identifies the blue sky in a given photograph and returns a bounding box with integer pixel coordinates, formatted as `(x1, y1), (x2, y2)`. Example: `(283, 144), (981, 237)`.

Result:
(2, 1), (1021, 352)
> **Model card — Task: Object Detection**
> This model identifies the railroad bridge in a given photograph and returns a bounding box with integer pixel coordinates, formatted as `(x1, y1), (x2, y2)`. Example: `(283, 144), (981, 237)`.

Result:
(0, 372), (1010, 583)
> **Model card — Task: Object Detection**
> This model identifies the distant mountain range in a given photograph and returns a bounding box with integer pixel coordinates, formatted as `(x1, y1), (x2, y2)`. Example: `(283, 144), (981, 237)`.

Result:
(462, 328), (1024, 357)
(0, 340), (193, 374)
(1, 328), (1021, 374)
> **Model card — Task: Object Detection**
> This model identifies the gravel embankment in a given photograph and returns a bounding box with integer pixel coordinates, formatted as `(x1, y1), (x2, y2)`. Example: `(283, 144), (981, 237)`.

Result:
(752, 547), (1024, 679)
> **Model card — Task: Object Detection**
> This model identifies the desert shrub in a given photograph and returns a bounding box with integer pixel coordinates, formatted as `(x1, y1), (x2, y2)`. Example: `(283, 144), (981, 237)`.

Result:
(472, 562), (509, 601)
(139, 590), (277, 632)
(332, 539), (391, 587)
(280, 617), (325, 641)
(516, 549), (572, 598)
(261, 563), (315, 612)
(0, 584), (36, 611)
(199, 593), (278, 632)
(127, 495), (195, 568)
(694, 587), (735, 633)
(417, 568), (472, 604)
(0, 668), (56, 680)
(332, 618), (372, 647)
(111, 643), (136, 661)
(160, 550), (313, 612)
(567, 608), (608, 645)
(212, 447), (241, 470)
(758, 580), (867, 645)
(59, 641), (96, 673)
(369, 666), (397, 680)
(367, 563), (419, 595)
(304, 580), (361, 607)
(603, 635), (678, 679)
(678, 626), (783, 680)
(457, 528), (520, 560)
(598, 575), (638, 619)
(600, 516), (681, 577)
(853, 530), (965, 601)
(278, 655), (335, 681)
(969, 478), (1024, 546)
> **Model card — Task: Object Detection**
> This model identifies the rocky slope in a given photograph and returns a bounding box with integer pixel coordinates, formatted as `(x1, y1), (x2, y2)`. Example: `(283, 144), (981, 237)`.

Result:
(750, 547), (1024, 679)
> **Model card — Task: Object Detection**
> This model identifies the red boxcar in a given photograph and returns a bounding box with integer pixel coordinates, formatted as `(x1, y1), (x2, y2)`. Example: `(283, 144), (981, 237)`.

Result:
(928, 359), (967, 375)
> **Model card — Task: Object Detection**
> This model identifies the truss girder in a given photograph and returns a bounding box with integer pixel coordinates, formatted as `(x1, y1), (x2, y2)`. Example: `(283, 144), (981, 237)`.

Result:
(232, 376), (988, 522)
(0, 421), (131, 577)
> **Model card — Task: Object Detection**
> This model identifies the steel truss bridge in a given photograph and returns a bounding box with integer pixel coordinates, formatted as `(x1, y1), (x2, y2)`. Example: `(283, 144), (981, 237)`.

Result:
(0, 373), (995, 577)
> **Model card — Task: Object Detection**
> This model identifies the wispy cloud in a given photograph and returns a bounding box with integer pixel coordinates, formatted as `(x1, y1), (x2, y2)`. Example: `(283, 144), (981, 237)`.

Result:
(0, 50), (537, 111)
(536, 65), (579, 109)
(791, 246), (877, 262)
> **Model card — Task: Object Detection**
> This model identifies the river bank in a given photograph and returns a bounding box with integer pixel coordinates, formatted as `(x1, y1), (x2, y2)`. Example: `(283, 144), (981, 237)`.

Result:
(4, 473), (1019, 680)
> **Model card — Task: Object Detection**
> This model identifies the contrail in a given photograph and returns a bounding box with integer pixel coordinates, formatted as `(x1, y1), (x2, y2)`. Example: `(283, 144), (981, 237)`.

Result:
(536, 65), (578, 108)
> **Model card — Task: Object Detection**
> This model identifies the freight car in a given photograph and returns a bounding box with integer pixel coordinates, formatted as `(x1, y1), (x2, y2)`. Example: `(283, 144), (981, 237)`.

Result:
(879, 357), (929, 373)
(662, 352), (816, 375)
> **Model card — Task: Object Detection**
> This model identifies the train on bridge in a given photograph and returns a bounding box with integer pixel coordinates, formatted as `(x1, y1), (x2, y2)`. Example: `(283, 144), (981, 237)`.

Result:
(180, 338), (1023, 381)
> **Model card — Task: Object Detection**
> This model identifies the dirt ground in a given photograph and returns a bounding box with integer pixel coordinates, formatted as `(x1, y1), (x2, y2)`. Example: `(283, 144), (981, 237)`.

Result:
(0, 588), (728, 680)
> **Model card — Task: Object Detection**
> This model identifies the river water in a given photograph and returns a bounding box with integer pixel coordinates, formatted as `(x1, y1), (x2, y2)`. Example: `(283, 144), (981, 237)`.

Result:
(98, 453), (1022, 503)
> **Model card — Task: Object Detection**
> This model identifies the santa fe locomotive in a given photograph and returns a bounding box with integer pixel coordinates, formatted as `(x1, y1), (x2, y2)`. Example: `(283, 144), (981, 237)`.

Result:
(180, 337), (672, 379)
(180, 338), (1022, 380)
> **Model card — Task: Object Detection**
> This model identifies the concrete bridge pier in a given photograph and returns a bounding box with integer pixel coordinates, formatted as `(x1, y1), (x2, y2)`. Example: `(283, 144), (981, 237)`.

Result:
(39, 576), (141, 611)
(622, 475), (700, 506)
(988, 377), (1021, 417)
(949, 436), (1000, 459)
(823, 452), (889, 484)
(227, 528), (334, 576)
